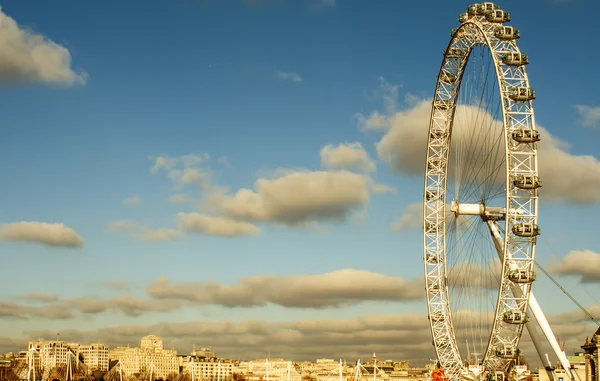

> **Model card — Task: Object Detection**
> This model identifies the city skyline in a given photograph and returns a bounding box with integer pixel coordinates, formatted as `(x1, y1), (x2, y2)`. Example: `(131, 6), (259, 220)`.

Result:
(0, 0), (599, 366)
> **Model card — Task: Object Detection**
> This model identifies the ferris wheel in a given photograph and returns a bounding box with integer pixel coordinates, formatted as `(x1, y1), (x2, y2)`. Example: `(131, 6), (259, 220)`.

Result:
(423, 3), (544, 380)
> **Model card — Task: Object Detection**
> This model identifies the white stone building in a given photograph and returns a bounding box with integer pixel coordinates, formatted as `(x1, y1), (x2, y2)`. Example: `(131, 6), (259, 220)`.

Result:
(185, 358), (234, 381)
(77, 344), (109, 371)
(109, 335), (178, 380)
(28, 340), (72, 370)
(234, 359), (302, 381)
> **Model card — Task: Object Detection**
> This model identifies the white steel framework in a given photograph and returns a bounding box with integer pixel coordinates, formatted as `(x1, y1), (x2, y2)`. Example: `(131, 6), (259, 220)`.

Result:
(423, 3), (541, 380)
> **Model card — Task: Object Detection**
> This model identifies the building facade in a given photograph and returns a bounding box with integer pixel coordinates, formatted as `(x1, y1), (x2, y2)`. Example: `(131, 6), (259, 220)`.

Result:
(77, 344), (109, 371)
(188, 358), (234, 381)
(28, 340), (72, 370)
(109, 335), (178, 380)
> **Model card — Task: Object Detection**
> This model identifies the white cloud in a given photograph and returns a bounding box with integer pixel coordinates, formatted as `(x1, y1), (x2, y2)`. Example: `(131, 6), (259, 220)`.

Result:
(123, 195), (141, 206)
(391, 203), (422, 232)
(150, 154), (211, 192)
(370, 183), (397, 194)
(0, 221), (85, 248)
(168, 194), (190, 204)
(275, 71), (303, 83)
(167, 168), (208, 184)
(548, 250), (600, 283)
(107, 220), (182, 242)
(320, 142), (376, 173)
(176, 212), (260, 238)
(150, 153), (210, 174)
(575, 105), (600, 128)
(137, 228), (182, 242)
(0, 7), (87, 86)
(102, 280), (135, 292)
(361, 78), (600, 204)
(107, 220), (136, 231)
(208, 170), (369, 226)
(17, 293), (59, 303)
(147, 269), (423, 308)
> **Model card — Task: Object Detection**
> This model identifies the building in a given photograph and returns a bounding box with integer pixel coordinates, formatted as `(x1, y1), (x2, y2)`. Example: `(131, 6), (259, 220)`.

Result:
(234, 358), (302, 381)
(581, 327), (600, 381)
(109, 335), (178, 380)
(28, 340), (73, 370)
(187, 358), (235, 381)
(191, 348), (216, 359)
(77, 344), (109, 371)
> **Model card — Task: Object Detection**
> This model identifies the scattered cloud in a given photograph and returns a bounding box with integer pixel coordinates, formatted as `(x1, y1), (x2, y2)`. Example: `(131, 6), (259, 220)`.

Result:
(0, 221), (85, 248)
(102, 280), (136, 292)
(320, 142), (376, 173)
(370, 183), (397, 194)
(168, 194), (191, 204)
(217, 156), (232, 168)
(15, 314), (435, 363)
(150, 154), (210, 174)
(168, 168), (208, 185)
(150, 154), (210, 187)
(146, 269), (423, 308)
(391, 203), (422, 232)
(275, 71), (303, 83)
(0, 294), (182, 320)
(16, 293), (59, 303)
(360, 77), (600, 204)
(575, 105), (600, 128)
(0, 7), (87, 86)
(137, 228), (183, 242)
(107, 220), (182, 242)
(176, 212), (260, 238)
(208, 170), (369, 227)
(123, 195), (141, 206)
(356, 77), (399, 132)
(107, 220), (136, 231)
(548, 250), (600, 283)
(3, 306), (595, 365)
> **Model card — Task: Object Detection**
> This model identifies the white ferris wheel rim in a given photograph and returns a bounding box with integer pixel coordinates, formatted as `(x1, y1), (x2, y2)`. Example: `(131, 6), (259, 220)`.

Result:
(422, 4), (540, 380)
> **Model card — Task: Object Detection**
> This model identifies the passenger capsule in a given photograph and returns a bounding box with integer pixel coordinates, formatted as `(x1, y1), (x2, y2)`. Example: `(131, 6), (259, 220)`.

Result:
(427, 160), (443, 171)
(430, 129), (449, 139)
(450, 27), (459, 37)
(495, 26), (520, 40)
(512, 128), (540, 143)
(508, 269), (536, 283)
(467, 4), (479, 15)
(444, 48), (469, 58)
(426, 190), (441, 201)
(503, 310), (529, 324)
(435, 99), (454, 110)
(459, 12), (470, 23)
(486, 9), (511, 23)
(425, 222), (439, 233)
(508, 87), (536, 101)
(429, 283), (441, 291)
(440, 71), (458, 84)
(513, 174), (542, 190)
(502, 52), (529, 66)
(478, 2), (499, 14)
(512, 223), (540, 237)
(495, 345), (516, 359)
(429, 312), (445, 322)
(426, 253), (439, 263)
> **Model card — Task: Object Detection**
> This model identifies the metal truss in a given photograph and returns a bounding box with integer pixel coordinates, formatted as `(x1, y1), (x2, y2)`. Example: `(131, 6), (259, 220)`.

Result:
(423, 4), (540, 380)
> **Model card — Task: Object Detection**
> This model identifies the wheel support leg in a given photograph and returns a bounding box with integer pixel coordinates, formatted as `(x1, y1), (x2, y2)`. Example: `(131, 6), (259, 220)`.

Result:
(486, 221), (572, 381)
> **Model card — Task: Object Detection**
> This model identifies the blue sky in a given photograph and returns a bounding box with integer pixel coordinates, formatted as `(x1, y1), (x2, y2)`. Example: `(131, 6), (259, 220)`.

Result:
(0, 0), (599, 366)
